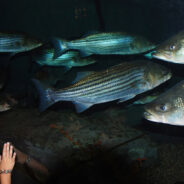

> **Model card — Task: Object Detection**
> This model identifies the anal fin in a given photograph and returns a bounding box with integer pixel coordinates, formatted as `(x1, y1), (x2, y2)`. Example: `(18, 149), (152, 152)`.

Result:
(117, 94), (136, 103)
(73, 101), (93, 113)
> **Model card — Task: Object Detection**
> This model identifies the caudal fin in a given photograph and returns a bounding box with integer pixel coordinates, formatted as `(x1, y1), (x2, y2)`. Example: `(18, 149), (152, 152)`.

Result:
(51, 38), (67, 59)
(32, 79), (56, 112)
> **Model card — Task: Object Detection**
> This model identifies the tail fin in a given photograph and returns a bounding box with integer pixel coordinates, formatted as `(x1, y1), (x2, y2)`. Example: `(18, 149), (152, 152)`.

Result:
(144, 51), (156, 59)
(32, 79), (56, 112)
(51, 38), (67, 59)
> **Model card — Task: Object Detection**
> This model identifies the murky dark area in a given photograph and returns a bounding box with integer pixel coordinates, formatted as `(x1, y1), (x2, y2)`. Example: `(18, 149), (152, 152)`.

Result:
(0, 0), (184, 183)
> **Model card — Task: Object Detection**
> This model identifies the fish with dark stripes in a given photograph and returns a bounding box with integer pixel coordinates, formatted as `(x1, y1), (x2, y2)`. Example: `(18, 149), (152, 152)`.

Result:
(32, 46), (96, 71)
(32, 60), (171, 113)
(52, 32), (156, 58)
(0, 32), (42, 55)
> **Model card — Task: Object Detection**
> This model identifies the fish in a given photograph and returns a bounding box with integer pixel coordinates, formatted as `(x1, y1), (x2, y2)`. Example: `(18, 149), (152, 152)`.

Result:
(0, 94), (17, 112)
(151, 30), (184, 64)
(32, 60), (171, 113)
(52, 32), (156, 58)
(32, 46), (96, 71)
(0, 101), (11, 112)
(0, 32), (42, 55)
(144, 80), (184, 126)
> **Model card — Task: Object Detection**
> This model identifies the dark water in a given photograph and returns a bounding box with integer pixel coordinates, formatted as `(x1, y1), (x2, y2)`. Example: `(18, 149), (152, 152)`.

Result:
(0, 0), (184, 184)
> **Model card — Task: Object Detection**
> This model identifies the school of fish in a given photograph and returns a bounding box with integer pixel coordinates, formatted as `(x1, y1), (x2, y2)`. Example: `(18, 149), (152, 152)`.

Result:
(1, 29), (184, 126)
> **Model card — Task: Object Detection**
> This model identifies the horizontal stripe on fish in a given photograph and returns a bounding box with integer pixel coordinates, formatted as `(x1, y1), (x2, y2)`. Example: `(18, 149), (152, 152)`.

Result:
(0, 32), (42, 54)
(54, 73), (143, 104)
(70, 37), (133, 46)
(64, 64), (144, 92)
(86, 72), (144, 97)
(54, 69), (144, 98)
(69, 38), (134, 54)
(61, 67), (141, 95)
(79, 74), (143, 99)
(90, 78), (143, 101)
(0, 37), (23, 43)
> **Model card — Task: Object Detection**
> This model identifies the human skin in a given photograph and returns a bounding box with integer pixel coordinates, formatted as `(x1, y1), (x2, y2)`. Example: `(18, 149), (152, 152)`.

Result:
(0, 142), (16, 184)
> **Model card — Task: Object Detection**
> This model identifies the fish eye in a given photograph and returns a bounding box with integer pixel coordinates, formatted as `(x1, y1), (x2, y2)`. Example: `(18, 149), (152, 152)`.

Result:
(169, 45), (176, 51)
(160, 105), (167, 111)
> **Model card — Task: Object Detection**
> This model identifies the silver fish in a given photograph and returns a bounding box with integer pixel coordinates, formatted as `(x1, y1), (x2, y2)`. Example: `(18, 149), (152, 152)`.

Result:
(0, 94), (17, 112)
(33, 47), (96, 70)
(32, 60), (171, 113)
(0, 32), (42, 54)
(52, 32), (156, 58)
(144, 80), (184, 126)
(151, 30), (184, 64)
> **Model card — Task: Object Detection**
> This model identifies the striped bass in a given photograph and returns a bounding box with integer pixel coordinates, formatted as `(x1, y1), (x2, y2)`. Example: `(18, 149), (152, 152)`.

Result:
(0, 32), (42, 54)
(52, 32), (156, 58)
(32, 60), (171, 113)
(152, 30), (184, 64)
(32, 46), (96, 71)
(144, 80), (184, 126)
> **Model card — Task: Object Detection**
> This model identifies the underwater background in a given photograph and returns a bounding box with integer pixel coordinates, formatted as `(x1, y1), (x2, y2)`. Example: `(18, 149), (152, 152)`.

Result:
(0, 0), (184, 183)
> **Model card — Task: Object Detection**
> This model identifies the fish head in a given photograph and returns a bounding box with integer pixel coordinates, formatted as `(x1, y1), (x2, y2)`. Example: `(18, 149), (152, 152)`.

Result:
(152, 32), (184, 63)
(0, 101), (11, 112)
(144, 81), (184, 126)
(144, 62), (172, 89)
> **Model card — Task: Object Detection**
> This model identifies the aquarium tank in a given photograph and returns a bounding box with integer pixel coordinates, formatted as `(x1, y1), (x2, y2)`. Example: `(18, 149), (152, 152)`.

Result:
(0, 0), (184, 183)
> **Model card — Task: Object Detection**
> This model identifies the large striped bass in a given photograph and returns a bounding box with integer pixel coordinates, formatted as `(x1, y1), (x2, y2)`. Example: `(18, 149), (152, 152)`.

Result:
(144, 80), (184, 126)
(32, 60), (171, 113)
(0, 32), (42, 54)
(52, 32), (156, 58)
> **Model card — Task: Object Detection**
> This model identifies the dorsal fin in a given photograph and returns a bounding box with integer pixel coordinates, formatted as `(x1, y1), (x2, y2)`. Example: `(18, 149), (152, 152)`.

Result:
(71, 71), (93, 84)
(82, 30), (100, 38)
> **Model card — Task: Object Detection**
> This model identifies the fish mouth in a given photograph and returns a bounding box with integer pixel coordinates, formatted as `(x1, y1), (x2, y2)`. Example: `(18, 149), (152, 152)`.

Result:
(144, 110), (152, 120)
(144, 109), (159, 122)
(152, 51), (173, 62)
(163, 71), (172, 82)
